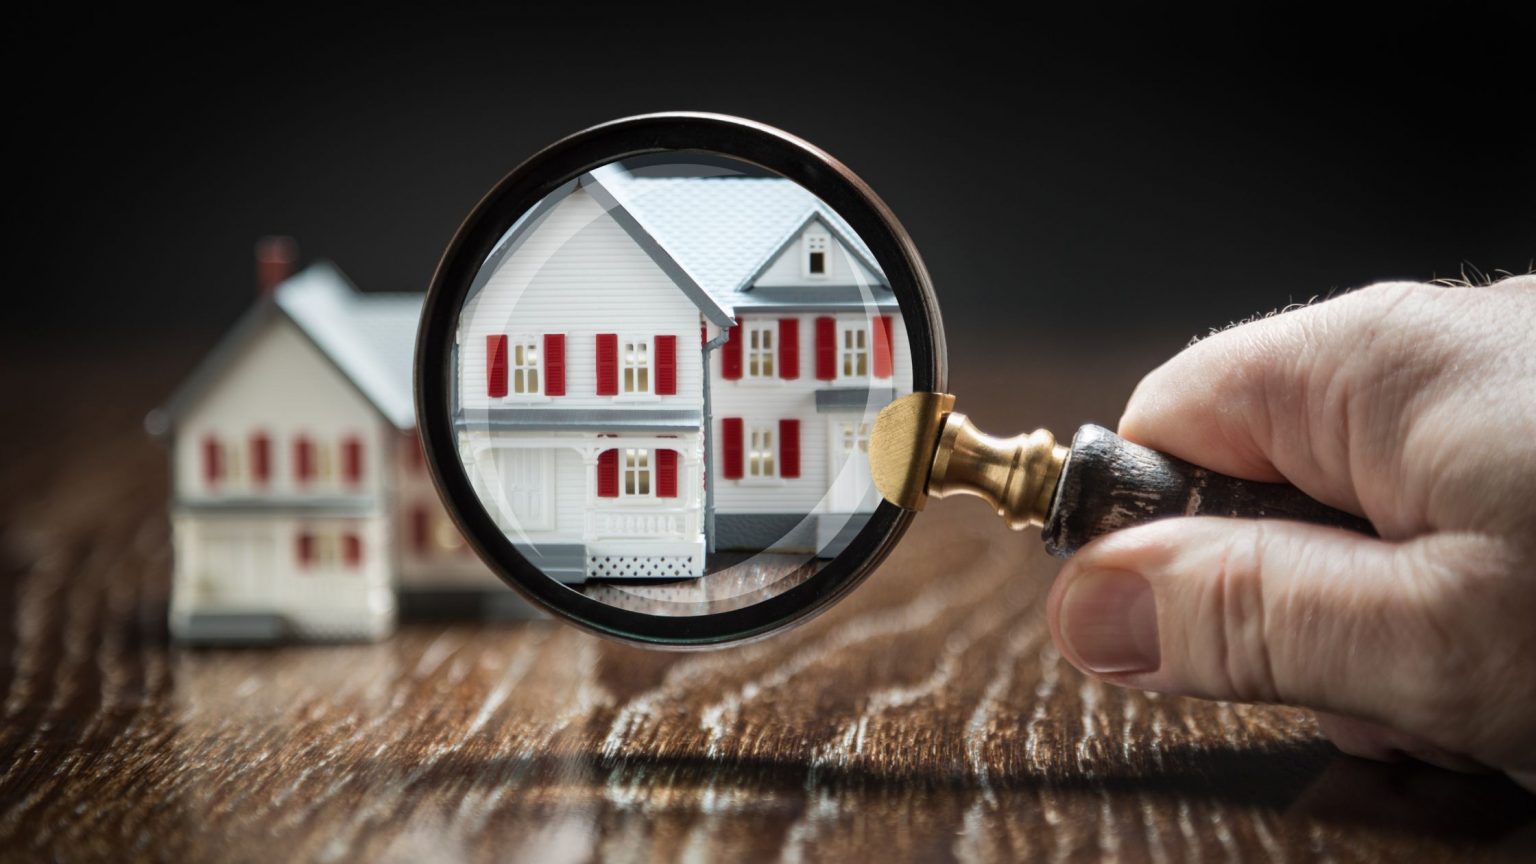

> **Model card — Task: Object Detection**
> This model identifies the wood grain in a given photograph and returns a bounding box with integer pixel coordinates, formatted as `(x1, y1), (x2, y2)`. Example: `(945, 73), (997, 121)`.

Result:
(0, 340), (1531, 863)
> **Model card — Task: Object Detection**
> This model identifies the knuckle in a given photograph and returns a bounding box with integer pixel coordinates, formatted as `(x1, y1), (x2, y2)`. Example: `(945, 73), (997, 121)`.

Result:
(1350, 279), (1428, 311)
(1206, 524), (1282, 704)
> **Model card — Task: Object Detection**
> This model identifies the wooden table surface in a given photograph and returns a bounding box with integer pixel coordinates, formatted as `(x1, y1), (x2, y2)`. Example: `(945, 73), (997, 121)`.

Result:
(1, 338), (1532, 863)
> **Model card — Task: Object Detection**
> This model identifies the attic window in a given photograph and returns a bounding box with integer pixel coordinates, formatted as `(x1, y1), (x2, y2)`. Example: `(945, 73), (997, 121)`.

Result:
(804, 232), (829, 277)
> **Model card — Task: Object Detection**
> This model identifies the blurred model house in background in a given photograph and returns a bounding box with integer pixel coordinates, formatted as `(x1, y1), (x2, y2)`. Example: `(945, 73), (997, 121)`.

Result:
(456, 164), (911, 582)
(151, 240), (520, 644)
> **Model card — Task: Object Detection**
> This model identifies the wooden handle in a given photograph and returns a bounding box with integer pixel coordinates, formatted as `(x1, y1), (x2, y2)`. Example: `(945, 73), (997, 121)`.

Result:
(1042, 424), (1373, 558)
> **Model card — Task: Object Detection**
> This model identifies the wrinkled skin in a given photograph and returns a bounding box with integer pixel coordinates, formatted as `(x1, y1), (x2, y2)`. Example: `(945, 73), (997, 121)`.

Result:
(1045, 276), (1536, 791)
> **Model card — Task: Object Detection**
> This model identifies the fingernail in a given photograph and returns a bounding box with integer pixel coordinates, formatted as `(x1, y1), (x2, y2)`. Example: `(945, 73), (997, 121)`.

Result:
(1060, 568), (1161, 674)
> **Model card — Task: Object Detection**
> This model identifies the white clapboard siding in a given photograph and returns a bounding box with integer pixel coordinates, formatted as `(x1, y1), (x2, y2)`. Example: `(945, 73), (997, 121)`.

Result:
(551, 447), (586, 538)
(394, 440), (500, 590)
(710, 311), (913, 514)
(170, 512), (394, 640)
(176, 320), (392, 504)
(458, 188), (706, 412)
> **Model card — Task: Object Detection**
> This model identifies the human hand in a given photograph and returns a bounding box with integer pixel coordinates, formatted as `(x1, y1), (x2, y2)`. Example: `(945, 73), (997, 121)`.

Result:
(1045, 276), (1536, 790)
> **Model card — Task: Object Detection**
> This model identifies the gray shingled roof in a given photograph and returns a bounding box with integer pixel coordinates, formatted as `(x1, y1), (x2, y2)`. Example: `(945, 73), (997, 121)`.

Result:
(274, 264), (420, 429)
(154, 263), (422, 433)
(589, 164), (888, 310)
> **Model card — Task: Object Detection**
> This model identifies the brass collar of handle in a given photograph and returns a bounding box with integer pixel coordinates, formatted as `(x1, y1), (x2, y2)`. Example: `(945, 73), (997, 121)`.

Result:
(927, 414), (1067, 529)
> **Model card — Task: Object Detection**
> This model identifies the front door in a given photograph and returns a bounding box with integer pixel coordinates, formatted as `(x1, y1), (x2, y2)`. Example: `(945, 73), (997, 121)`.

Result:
(199, 529), (273, 606)
(497, 448), (553, 531)
(827, 419), (875, 512)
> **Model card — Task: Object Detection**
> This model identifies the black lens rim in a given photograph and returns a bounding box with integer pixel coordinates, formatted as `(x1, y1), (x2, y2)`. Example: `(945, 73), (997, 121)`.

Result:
(415, 112), (947, 648)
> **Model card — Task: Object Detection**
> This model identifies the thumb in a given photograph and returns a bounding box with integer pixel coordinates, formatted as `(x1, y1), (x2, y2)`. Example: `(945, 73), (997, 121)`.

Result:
(1045, 516), (1494, 736)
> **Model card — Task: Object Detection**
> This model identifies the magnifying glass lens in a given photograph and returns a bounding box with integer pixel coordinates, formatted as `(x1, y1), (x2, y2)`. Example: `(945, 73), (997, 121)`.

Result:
(452, 153), (912, 619)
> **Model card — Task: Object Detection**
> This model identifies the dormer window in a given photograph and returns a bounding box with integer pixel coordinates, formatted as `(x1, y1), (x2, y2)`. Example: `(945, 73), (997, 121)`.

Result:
(804, 231), (829, 277)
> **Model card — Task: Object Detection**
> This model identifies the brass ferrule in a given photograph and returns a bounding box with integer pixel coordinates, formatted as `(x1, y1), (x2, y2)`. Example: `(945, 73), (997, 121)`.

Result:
(926, 414), (1068, 529)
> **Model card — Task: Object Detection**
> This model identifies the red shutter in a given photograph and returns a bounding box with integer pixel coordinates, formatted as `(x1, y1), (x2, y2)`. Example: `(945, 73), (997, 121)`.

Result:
(701, 323), (708, 345)
(595, 333), (618, 395)
(721, 418), (744, 479)
(251, 433), (270, 485)
(597, 449), (619, 497)
(779, 419), (801, 478)
(778, 318), (799, 379)
(871, 315), (895, 379)
(294, 436), (313, 484)
(342, 436), (363, 485)
(544, 333), (566, 396)
(486, 334), (508, 397)
(411, 506), (429, 553)
(296, 531), (314, 567)
(657, 449), (678, 497)
(202, 436), (222, 485)
(654, 335), (677, 395)
(343, 533), (362, 566)
(815, 316), (837, 380)
(721, 323), (743, 380)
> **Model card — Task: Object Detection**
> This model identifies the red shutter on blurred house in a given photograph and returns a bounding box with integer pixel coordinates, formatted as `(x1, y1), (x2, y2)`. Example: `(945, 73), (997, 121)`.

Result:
(657, 449), (678, 497)
(779, 318), (799, 379)
(342, 436), (363, 485)
(595, 333), (618, 395)
(871, 315), (894, 379)
(779, 419), (801, 478)
(597, 449), (619, 497)
(721, 323), (742, 380)
(544, 333), (566, 396)
(343, 533), (362, 566)
(815, 316), (836, 380)
(721, 418), (744, 479)
(294, 436), (313, 484)
(296, 531), (314, 566)
(486, 334), (508, 397)
(202, 436), (222, 485)
(411, 506), (429, 553)
(655, 335), (677, 395)
(251, 433), (270, 484)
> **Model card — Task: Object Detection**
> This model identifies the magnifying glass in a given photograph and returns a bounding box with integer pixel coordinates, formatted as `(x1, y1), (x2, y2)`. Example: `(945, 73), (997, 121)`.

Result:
(415, 112), (1369, 649)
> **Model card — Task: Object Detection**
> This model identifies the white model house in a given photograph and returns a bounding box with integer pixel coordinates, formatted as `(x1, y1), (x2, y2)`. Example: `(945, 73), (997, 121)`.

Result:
(456, 164), (912, 582)
(155, 262), (510, 643)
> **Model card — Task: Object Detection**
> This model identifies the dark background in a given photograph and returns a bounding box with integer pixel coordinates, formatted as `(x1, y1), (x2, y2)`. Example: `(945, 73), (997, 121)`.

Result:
(9, 6), (1533, 405)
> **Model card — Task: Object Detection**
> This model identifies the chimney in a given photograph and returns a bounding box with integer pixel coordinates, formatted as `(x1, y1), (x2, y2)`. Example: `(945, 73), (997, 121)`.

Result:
(255, 236), (298, 295)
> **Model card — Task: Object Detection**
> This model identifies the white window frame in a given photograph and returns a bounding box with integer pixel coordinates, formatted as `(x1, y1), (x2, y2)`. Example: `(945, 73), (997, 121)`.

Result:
(622, 447), (653, 498)
(839, 421), (871, 458)
(838, 321), (869, 381)
(221, 437), (245, 490)
(745, 320), (776, 379)
(827, 419), (874, 512)
(621, 336), (652, 396)
(803, 230), (830, 278)
(313, 439), (334, 485)
(747, 425), (777, 480)
(300, 527), (343, 571)
(510, 335), (541, 395)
